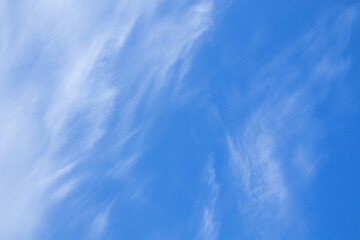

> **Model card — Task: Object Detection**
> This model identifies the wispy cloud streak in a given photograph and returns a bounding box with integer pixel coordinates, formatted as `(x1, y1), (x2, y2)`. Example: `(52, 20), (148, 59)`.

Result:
(197, 159), (219, 240)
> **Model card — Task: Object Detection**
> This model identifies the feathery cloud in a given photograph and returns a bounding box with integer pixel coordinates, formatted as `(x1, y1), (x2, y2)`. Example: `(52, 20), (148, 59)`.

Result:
(226, 5), (358, 237)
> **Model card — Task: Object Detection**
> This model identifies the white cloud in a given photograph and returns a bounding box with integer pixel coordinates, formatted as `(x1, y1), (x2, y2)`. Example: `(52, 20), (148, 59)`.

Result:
(0, 0), (213, 239)
(226, 5), (358, 237)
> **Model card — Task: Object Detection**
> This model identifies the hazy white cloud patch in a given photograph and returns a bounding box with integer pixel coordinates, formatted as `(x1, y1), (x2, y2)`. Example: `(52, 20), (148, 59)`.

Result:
(227, 110), (290, 224)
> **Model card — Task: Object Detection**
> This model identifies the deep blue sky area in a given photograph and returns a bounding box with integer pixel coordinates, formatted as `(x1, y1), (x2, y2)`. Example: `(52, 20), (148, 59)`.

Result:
(0, 0), (359, 239)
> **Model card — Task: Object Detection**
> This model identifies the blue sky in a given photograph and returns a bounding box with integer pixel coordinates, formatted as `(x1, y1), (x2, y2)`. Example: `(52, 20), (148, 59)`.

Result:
(0, 0), (359, 239)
